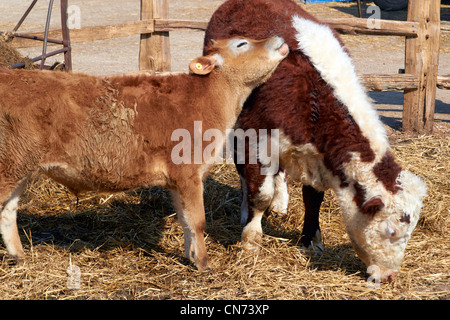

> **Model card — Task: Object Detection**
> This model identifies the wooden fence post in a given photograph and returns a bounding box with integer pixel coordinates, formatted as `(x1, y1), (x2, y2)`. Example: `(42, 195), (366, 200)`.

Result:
(60, 0), (72, 71)
(403, 0), (441, 134)
(139, 0), (171, 71)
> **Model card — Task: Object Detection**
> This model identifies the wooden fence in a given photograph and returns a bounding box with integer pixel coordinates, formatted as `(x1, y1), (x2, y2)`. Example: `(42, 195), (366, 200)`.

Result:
(8, 0), (450, 134)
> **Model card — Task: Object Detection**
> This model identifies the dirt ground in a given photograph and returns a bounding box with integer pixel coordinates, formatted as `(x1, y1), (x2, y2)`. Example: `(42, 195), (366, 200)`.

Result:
(1, 0), (448, 126)
(0, 0), (449, 300)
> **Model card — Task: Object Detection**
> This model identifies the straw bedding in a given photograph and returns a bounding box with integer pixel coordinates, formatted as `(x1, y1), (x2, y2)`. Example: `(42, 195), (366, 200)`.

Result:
(0, 125), (448, 300)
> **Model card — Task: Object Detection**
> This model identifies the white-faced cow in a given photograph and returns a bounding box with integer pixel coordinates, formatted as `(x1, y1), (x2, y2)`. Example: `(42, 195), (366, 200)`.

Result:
(0, 36), (288, 271)
(204, 0), (427, 282)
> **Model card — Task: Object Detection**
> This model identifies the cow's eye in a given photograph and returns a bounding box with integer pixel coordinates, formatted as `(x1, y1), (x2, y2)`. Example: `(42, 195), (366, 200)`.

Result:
(400, 212), (410, 224)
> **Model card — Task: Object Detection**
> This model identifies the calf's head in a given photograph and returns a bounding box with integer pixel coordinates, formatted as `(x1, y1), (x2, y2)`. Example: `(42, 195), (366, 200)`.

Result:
(340, 170), (427, 282)
(192, 36), (289, 88)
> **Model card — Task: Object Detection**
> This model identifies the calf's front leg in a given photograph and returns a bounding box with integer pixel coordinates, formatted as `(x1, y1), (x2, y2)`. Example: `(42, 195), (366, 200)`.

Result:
(171, 181), (210, 271)
(0, 179), (28, 264)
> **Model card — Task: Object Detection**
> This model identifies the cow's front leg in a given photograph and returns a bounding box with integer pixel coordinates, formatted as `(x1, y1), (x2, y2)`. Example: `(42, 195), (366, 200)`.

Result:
(269, 167), (289, 215)
(237, 162), (274, 250)
(300, 185), (324, 252)
(172, 180), (210, 271)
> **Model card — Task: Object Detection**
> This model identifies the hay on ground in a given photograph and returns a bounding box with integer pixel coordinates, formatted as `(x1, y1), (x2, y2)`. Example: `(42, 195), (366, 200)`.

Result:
(0, 126), (448, 300)
(0, 37), (36, 69)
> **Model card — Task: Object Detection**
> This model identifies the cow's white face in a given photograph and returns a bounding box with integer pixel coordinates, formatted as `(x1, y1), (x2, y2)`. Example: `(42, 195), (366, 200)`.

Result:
(339, 170), (427, 282)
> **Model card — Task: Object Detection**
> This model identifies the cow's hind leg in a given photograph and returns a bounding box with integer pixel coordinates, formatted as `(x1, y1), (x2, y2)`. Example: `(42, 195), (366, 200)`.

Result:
(300, 185), (324, 252)
(171, 179), (210, 271)
(1, 178), (28, 264)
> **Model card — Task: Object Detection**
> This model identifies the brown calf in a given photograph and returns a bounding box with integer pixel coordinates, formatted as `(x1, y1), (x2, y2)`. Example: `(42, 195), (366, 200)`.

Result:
(0, 36), (288, 271)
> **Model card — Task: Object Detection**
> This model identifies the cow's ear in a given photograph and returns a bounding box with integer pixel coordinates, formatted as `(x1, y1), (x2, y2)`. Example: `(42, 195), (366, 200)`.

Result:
(361, 197), (384, 216)
(189, 54), (222, 75)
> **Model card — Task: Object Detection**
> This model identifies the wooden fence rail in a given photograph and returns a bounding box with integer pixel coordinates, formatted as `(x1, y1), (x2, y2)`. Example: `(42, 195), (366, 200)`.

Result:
(5, 0), (449, 134)
(8, 17), (420, 47)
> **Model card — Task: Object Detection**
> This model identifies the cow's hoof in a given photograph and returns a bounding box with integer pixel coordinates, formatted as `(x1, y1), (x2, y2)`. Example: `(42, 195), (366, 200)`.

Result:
(301, 230), (324, 255)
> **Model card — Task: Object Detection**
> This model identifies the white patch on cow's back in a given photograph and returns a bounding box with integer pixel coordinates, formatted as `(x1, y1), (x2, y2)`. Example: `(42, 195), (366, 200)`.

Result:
(291, 16), (389, 160)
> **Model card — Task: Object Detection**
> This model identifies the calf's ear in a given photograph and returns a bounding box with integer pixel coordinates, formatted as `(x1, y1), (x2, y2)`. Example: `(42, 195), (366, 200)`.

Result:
(361, 197), (385, 216)
(189, 55), (218, 75)
(190, 54), (223, 75)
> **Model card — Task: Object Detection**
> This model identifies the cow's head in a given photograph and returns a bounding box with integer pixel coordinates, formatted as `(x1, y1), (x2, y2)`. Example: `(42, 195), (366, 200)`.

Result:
(338, 170), (427, 282)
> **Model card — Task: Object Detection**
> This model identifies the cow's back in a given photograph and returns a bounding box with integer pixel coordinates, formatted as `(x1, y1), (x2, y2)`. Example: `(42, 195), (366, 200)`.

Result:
(204, 0), (340, 146)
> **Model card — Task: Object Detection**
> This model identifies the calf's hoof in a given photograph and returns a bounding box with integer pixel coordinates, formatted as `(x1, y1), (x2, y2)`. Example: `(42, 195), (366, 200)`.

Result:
(7, 256), (25, 267)
(195, 256), (212, 272)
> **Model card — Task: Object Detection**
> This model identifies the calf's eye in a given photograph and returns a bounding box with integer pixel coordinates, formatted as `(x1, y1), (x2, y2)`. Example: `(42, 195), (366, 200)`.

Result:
(237, 41), (248, 48)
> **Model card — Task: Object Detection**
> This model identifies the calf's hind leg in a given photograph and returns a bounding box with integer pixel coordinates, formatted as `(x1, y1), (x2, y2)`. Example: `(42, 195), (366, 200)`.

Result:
(0, 178), (28, 263)
(171, 180), (210, 271)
